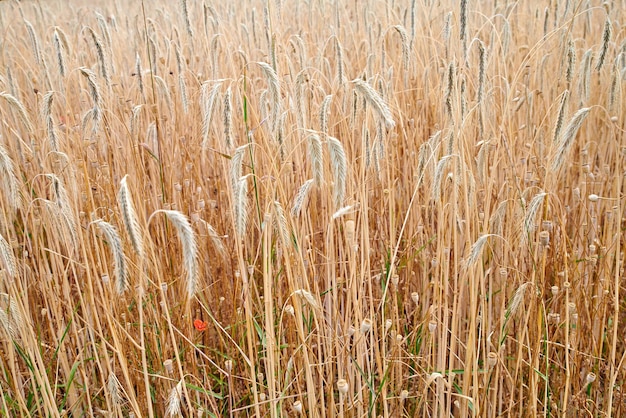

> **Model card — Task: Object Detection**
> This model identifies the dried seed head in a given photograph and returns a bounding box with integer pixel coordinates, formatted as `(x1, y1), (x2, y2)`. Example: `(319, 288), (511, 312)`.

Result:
(163, 359), (174, 374)
(225, 359), (233, 373)
(360, 318), (373, 334)
(487, 352), (498, 369)
(428, 320), (437, 334)
(400, 389), (409, 401)
(284, 304), (295, 316)
(588, 194), (599, 202)
(539, 231), (550, 246)
(293, 401), (303, 413)
(347, 325), (356, 337)
(411, 292), (420, 305)
(337, 379), (349, 395)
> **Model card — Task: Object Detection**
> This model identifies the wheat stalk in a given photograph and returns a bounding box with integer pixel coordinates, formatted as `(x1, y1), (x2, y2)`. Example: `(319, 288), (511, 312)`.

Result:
(0, 141), (22, 210)
(118, 175), (144, 258)
(273, 200), (290, 248)
(234, 175), (249, 238)
(308, 132), (324, 186)
(53, 29), (66, 77)
(320, 94), (332, 140)
(0, 92), (34, 134)
(292, 179), (314, 217)
(153, 210), (198, 298)
(84, 26), (110, 88)
(596, 17), (611, 72)
(79, 67), (102, 132)
(180, 0), (194, 38)
(0, 293), (21, 340)
(92, 219), (127, 295)
(165, 379), (184, 417)
(258, 61), (280, 131)
(352, 78), (395, 130)
(175, 45), (188, 114)
(327, 136), (347, 209)
(24, 20), (42, 66)
(552, 90), (569, 144)
(550, 107), (591, 172)
(41, 91), (58, 151)
(224, 86), (232, 149)
(201, 81), (222, 150)
(0, 233), (17, 279)
(135, 53), (144, 98)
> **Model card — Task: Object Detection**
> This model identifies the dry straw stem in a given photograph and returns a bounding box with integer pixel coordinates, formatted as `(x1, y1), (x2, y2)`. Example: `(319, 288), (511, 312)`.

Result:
(0, 141), (22, 210)
(118, 175), (144, 258)
(352, 78), (395, 130)
(92, 219), (127, 295)
(152, 210), (198, 298)
(550, 107), (591, 172)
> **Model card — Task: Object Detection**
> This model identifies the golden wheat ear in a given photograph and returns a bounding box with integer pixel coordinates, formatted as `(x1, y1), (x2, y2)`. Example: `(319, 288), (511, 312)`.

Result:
(118, 175), (144, 258)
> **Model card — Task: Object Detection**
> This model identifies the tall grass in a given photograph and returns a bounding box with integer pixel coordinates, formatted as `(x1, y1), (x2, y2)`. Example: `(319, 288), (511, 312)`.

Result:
(0, 0), (624, 416)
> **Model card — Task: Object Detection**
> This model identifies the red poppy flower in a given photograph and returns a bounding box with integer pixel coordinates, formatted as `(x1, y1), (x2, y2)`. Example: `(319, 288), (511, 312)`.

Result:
(194, 319), (208, 332)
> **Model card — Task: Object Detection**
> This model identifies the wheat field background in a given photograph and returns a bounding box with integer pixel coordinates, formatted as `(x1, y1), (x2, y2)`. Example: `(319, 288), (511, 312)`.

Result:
(0, 0), (624, 416)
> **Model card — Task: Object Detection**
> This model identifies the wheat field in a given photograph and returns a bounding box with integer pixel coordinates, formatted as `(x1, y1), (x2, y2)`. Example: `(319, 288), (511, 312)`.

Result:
(0, 0), (624, 416)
